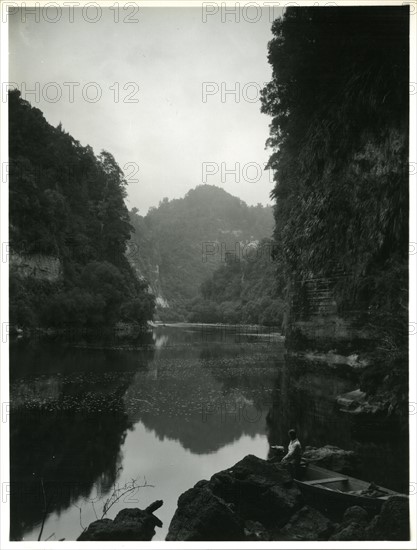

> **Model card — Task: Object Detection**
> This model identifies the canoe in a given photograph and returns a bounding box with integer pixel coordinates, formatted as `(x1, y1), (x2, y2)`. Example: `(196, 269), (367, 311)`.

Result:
(294, 463), (407, 513)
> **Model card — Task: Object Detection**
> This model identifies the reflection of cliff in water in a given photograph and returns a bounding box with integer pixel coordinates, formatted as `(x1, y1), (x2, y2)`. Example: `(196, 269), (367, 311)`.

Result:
(122, 345), (280, 454)
(9, 339), (155, 541)
(266, 354), (408, 493)
(266, 354), (354, 449)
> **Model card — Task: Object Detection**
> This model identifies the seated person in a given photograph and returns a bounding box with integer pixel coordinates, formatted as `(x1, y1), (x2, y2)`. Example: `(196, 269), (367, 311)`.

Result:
(281, 429), (302, 475)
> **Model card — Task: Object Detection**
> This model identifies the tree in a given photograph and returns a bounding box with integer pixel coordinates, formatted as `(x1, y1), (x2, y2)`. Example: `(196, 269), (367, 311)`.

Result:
(260, 6), (408, 317)
(9, 89), (155, 328)
(260, 6), (409, 407)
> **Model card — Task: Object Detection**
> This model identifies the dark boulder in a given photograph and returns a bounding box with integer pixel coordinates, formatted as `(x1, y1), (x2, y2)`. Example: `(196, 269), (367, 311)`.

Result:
(342, 505), (368, 524)
(210, 454), (302, 526)
(330, 498), (410, 541)
(278, 505), (334, 540)
(365, 497), (409, 540)
(244, 520), (271, 541)
(77, 500), (163, 541)
(329, 505), (368, 540)
(165, 454), (410, 541)
(330, 522), (366, 541)
(166, 454), (303, 541)
(166, 482), (244, 541)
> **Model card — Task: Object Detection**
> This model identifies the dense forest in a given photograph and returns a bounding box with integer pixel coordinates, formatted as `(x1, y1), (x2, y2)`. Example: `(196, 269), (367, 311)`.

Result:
(261, 7), (409, 405)
(9, 91), (275, 329)
(9, 89), (155, 329)
(188, 238), (285, 326)
(128, 185), (274, 321)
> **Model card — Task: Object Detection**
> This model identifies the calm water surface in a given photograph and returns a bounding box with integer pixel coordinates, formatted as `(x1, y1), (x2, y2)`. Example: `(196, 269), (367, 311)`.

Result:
(9, 325), (407, 541)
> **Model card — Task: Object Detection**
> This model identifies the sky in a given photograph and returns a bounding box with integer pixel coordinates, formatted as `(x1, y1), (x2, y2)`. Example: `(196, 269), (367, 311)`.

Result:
(9, 5), (281, 213)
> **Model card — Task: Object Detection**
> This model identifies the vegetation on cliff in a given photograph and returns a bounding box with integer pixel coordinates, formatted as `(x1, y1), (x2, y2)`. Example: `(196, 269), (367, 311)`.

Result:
(261, 7), (409, 408)
(188, 238), (285, 326)
(129, 185), (273, 320)
(9, 89), (155, 328)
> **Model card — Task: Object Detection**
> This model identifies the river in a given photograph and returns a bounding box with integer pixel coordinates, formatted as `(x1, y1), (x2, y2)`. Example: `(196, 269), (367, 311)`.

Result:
(9, 324), (408, 541)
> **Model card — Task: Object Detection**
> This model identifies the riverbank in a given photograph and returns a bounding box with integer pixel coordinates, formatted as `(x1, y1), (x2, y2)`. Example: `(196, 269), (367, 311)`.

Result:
(165, 454), (409, 541)
(78, 453), (409, 541)
(288, 346), (408, 422)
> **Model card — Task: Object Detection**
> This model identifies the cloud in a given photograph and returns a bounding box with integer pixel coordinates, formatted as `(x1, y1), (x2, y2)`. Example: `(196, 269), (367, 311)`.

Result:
(9, 6), (279, 212)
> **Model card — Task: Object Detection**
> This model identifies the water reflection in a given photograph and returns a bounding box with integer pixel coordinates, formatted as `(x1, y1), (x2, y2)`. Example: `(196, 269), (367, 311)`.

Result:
(9, 325), (407, 541)
(266, 353), (408, 493)
(10, 340), (155, 541)
(122, 344), (277, 454)
(10, 326), (279, 540)
(266, 354), (355, 450)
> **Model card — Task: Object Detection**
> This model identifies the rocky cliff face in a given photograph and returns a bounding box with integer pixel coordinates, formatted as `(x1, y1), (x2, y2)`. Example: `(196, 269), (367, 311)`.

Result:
(126, 246), (169, 309)
(10, 252), (61, 282)
(286, 273), (372, 349)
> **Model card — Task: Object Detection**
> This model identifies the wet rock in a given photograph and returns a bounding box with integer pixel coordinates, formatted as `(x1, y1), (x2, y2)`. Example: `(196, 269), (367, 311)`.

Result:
(330, 522), (366, 540)
(167, 456), (409, 541)
(329, 506), (368, 540)
(244, 520), (271, 541)
(303, 445), (358, 474)
(209, 454), (302, 526)
(304, 352), (367, 369)
(77, 500), (163, 541)
(166, 454), (303, 541)
(166, 482), (244, 541)
(278, 505), (334, 540)
(330, 498), (410, 541)
(337, 389), (367, 411)
(342, 505), (368, 524)
(365, 497), (409, 540)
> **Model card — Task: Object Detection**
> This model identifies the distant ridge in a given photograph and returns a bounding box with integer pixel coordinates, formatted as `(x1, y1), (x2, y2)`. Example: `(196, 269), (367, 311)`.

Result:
(128, 185), (273, 320)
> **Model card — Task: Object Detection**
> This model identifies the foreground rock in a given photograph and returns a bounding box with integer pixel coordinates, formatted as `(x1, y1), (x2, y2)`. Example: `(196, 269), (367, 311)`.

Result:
(209, 454), (302, 526)
(166, 481), (245, 541)
(277, 505), (334, 540)
(330, 498), (409, 541)
(166, 455), (302, 540)
(329, 505), (369, 540)
(303, 445), (358, 474)
(167, 454), (409, 541)
(365, 497), (409, 540)
(77, 500), (163, 541)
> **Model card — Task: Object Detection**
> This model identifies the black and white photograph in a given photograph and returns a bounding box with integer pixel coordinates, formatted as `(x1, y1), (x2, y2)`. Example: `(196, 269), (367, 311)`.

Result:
(0, 0), (415, 546)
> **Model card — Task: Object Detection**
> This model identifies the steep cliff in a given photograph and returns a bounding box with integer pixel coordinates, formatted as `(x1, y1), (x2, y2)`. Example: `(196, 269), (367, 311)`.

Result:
(10, 252), (62, 282)
(261, 6), (408, 412)
(9, 89), (155, 329)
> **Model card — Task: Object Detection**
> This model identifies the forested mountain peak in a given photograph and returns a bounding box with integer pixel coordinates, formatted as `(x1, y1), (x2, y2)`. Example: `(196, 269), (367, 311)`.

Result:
(128, 186), (274, 319)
